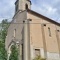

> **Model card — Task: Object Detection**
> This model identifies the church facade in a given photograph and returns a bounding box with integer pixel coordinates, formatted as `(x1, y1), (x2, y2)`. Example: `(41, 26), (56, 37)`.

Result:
(5, 0), (60, 60)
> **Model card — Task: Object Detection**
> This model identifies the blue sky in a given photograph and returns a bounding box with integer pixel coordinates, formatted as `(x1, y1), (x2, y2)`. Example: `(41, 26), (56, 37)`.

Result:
(0, 0), (60, 23)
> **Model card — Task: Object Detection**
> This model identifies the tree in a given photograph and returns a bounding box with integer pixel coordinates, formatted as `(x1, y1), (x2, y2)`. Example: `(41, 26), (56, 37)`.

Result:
(0, 23), (2, 41)
(0, 19), (10, 60)
(9, 44), (18, 60)
(1, 19), (10, 42)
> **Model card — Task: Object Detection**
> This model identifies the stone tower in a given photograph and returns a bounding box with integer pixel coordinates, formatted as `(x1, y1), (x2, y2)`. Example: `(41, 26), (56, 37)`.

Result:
(15, 0), (31, 13)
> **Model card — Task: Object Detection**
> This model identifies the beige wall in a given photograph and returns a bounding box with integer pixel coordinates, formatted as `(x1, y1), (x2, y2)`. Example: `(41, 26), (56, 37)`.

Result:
(18, 0), (31, 11)
(27, 12), (60, 54)
(5, 11), (27, 50)
(43, 24), (59, 53)
(27, 12), (44, 48)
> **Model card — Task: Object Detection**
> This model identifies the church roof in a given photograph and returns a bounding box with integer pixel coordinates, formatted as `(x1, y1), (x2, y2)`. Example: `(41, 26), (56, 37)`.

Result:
(27, 9), (60, 26)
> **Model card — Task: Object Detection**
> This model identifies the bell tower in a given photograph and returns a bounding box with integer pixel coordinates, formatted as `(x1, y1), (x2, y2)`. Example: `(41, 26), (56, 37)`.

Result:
(15, 0), (31, 13)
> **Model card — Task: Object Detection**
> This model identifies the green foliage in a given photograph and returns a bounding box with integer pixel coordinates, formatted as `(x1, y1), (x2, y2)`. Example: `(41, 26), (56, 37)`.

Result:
(33, 56), (46, 60)
(0, 37), (7, 60)
(0, 19), (10, 60)
(1, 19), (10, 42)
(9, 44), (18, 60)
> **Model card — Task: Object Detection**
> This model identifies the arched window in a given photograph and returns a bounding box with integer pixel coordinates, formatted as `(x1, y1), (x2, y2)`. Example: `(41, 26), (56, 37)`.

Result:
(25, 4), (28, 9)
(48, 27), (51, 37)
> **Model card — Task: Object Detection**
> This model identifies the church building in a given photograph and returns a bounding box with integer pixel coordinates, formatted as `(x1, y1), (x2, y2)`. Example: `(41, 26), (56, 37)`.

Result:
(5, 0), (60, 60)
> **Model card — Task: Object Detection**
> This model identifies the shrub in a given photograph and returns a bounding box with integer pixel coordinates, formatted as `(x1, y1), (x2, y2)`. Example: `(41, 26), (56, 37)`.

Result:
(33, 56), (46, 60)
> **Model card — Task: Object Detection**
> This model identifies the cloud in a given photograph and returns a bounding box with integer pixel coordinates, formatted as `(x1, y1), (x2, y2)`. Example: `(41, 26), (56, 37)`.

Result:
(31, 0), (60, 23)
(0, 0), (60, 23)
(0, 0), (16, 22)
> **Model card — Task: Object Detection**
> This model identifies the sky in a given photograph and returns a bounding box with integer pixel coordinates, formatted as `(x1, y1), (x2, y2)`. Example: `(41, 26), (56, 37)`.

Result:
(0, 0), (60, 23)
